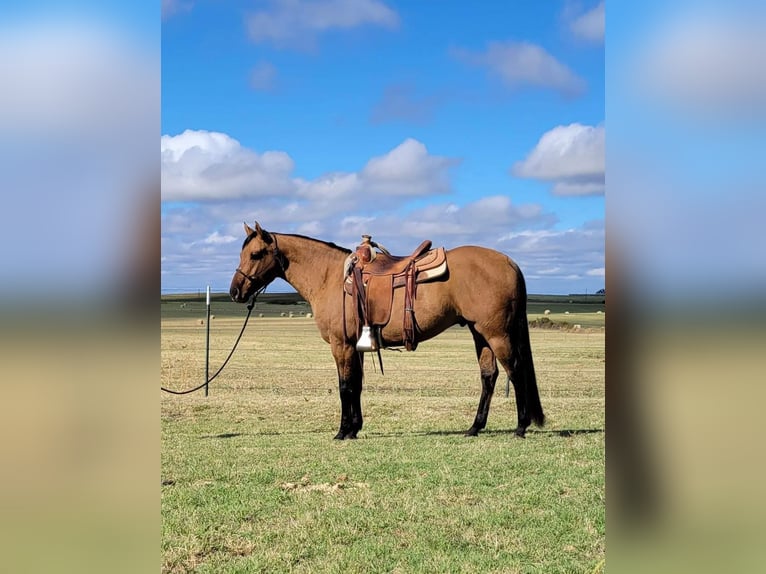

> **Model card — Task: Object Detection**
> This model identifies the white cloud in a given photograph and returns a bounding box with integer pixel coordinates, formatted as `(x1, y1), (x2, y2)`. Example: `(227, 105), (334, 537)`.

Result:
(161, 130), (296, 201)
(296, 138), (458, 202)
(202, 231), (237, 245)
(163, 131), (457, 204)
(297, 172), (360, 202)
(161, 203), (601, 295)
(360, 138), (459, 196)
(333, 195), (555, 251)
(568, 2), (605, 43)
(513, 123), (605, 196)
(246, 0), (399, 50)
(637, 10), (766, 119)
(453, 41), (586, 97)
(498, 222), (605, 286)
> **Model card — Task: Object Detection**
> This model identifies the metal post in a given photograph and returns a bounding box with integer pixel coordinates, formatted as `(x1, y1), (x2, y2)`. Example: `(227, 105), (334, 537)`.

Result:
(205, 285), (210, 397)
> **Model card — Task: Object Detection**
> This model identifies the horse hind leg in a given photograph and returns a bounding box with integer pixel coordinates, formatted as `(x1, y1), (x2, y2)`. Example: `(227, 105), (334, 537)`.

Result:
(492, 334), (541, 438)
(465, 327), (499, 437)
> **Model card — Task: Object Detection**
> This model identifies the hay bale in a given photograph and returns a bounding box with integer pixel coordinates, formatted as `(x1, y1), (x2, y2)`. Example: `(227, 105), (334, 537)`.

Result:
(544, 309), (551, 315)
(574, 324), (582, 330)
(258, 313), (264, 318)
(306, 313), (313, 319)
(289, 312), (294, 318)
(564, 311), (570, 315)
(596, 310), (603, 314)
(280, 312), (286, 317)
(211, 315), (215, 319)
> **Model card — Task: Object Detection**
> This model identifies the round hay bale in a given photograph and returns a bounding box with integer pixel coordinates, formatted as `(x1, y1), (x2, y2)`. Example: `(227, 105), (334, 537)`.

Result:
(258, 313), (264, 318)
(306, 313), (313, 319)
(289, 312), (294, 318)
(564, 311), (570, 315)
(280, 312), (287, 317)
(211, 315), (215, 319)
(574, 324), (582, 330)
(596, 310), (603, 314)
(544, 309), (551, 315)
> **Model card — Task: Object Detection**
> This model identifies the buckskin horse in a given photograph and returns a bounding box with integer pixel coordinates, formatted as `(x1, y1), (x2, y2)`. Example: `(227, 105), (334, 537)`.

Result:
(229, 222), (545, 440)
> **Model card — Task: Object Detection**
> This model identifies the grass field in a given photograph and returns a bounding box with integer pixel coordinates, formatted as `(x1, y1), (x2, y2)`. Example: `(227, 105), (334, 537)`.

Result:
(161, 306), (605, 573)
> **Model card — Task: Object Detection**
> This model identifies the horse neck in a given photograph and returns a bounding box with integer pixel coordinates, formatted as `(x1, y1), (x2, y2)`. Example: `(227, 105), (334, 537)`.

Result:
(274, 234), (347, 305)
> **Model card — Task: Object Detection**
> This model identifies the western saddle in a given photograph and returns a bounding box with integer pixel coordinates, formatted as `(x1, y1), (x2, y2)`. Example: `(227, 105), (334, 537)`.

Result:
(343, 235), (448, 366)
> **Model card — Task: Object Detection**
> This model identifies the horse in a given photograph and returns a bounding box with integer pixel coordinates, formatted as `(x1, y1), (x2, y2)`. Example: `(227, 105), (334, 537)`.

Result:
(229, 222), (545, 440)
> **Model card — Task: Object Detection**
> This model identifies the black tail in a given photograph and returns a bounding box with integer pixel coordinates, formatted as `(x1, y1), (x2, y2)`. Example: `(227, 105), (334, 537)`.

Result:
(514, 270), (545, 427)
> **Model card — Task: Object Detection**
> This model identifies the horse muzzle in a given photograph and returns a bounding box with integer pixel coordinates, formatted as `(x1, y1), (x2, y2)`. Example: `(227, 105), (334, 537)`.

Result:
(230, 268), (256, 302)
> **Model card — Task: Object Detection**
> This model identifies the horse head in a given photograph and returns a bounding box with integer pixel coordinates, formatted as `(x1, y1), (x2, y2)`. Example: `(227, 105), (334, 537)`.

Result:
(229, 222), (284, 302)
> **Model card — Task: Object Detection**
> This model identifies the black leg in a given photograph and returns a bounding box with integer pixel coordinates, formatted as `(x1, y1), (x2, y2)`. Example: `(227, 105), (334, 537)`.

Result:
(332, 342), (364, 440)
(507, 350), (531, 438)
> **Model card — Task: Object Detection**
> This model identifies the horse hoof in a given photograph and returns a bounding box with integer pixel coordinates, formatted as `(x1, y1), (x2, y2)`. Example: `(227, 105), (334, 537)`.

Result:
(464, 427), (480, 437)
(514, 427), (527, 438)
(333, 431), (346, 440)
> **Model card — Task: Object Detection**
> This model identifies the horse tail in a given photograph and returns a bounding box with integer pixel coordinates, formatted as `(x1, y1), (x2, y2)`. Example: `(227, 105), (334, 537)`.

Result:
(513, 266), (546, 427)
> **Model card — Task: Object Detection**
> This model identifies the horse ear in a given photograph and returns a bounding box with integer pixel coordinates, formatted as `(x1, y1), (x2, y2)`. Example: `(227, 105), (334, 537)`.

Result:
(256, 222), (273, 245)
(244, 222), (256, 236)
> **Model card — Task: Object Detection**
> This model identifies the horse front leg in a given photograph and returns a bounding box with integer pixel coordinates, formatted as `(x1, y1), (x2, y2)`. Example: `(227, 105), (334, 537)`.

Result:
(332, 341), (364, 440)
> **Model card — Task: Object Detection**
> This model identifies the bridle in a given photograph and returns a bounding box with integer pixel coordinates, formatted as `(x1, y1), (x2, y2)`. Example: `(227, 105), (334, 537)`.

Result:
(235, 235), (287, 288)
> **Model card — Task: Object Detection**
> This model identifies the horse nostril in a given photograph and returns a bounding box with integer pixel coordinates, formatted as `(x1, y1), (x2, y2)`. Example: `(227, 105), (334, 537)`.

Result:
(230, 286), (239, 301)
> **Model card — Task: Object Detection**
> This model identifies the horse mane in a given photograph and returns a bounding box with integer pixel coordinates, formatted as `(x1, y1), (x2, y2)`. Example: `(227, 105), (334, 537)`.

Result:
(242, 231), (351, 254)
(280, 233), (352, 254)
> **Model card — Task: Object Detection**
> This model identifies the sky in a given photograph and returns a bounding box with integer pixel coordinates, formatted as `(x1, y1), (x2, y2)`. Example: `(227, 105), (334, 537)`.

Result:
(161, 0), (605, 295)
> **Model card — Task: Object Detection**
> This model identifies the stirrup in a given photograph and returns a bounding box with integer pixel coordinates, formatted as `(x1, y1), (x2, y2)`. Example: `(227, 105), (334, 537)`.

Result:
(356, 325), (378, 352)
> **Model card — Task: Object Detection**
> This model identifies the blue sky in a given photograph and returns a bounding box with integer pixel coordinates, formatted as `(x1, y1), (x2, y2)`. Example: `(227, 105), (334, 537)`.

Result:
(161, 0), (605, 295)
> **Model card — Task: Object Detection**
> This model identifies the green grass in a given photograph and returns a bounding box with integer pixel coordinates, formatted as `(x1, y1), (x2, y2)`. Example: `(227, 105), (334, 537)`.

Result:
(162, 316), (604, 573)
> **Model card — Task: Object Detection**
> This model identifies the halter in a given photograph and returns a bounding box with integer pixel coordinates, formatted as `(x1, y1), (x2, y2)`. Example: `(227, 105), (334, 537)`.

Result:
(235, 234), (287, 286)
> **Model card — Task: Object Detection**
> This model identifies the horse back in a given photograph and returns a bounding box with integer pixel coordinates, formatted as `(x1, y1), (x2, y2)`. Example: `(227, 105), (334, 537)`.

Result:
(378, 245), (525, 344)
(438, 245), (526, 322)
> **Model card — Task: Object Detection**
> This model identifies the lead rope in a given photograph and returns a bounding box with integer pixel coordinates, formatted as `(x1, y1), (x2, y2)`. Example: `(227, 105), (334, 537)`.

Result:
(161, 287), (264, 395)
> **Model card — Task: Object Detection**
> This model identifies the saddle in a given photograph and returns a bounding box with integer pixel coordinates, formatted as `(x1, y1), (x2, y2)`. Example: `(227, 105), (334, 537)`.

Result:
(343, 235), (448, 359)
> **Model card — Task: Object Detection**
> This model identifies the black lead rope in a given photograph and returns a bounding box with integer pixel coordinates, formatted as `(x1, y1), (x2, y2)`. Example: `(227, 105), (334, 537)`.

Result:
(161, 289), (263, 395)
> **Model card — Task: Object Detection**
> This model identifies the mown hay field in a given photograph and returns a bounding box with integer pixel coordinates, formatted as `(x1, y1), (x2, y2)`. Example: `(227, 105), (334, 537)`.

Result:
(162, 312), (604, 573)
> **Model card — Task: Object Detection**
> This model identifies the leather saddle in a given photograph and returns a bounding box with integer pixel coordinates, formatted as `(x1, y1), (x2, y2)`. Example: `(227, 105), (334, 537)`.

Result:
(343, 235), (448, 353)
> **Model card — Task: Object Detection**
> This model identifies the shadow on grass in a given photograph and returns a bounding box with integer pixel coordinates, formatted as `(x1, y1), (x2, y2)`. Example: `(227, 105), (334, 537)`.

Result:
(199, 428), (604, 440)
(364, 427), (604, 438)
(411, 428), (603, 438)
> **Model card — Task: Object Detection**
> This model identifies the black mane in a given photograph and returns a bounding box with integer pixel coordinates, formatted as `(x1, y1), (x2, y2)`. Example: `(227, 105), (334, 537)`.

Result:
(280, 233), (352, 254)
(242, 231), (351, 254)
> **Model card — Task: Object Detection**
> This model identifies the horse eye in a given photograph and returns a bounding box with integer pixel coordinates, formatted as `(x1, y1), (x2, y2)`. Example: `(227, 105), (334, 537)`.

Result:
(250, 250), (265, 261)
